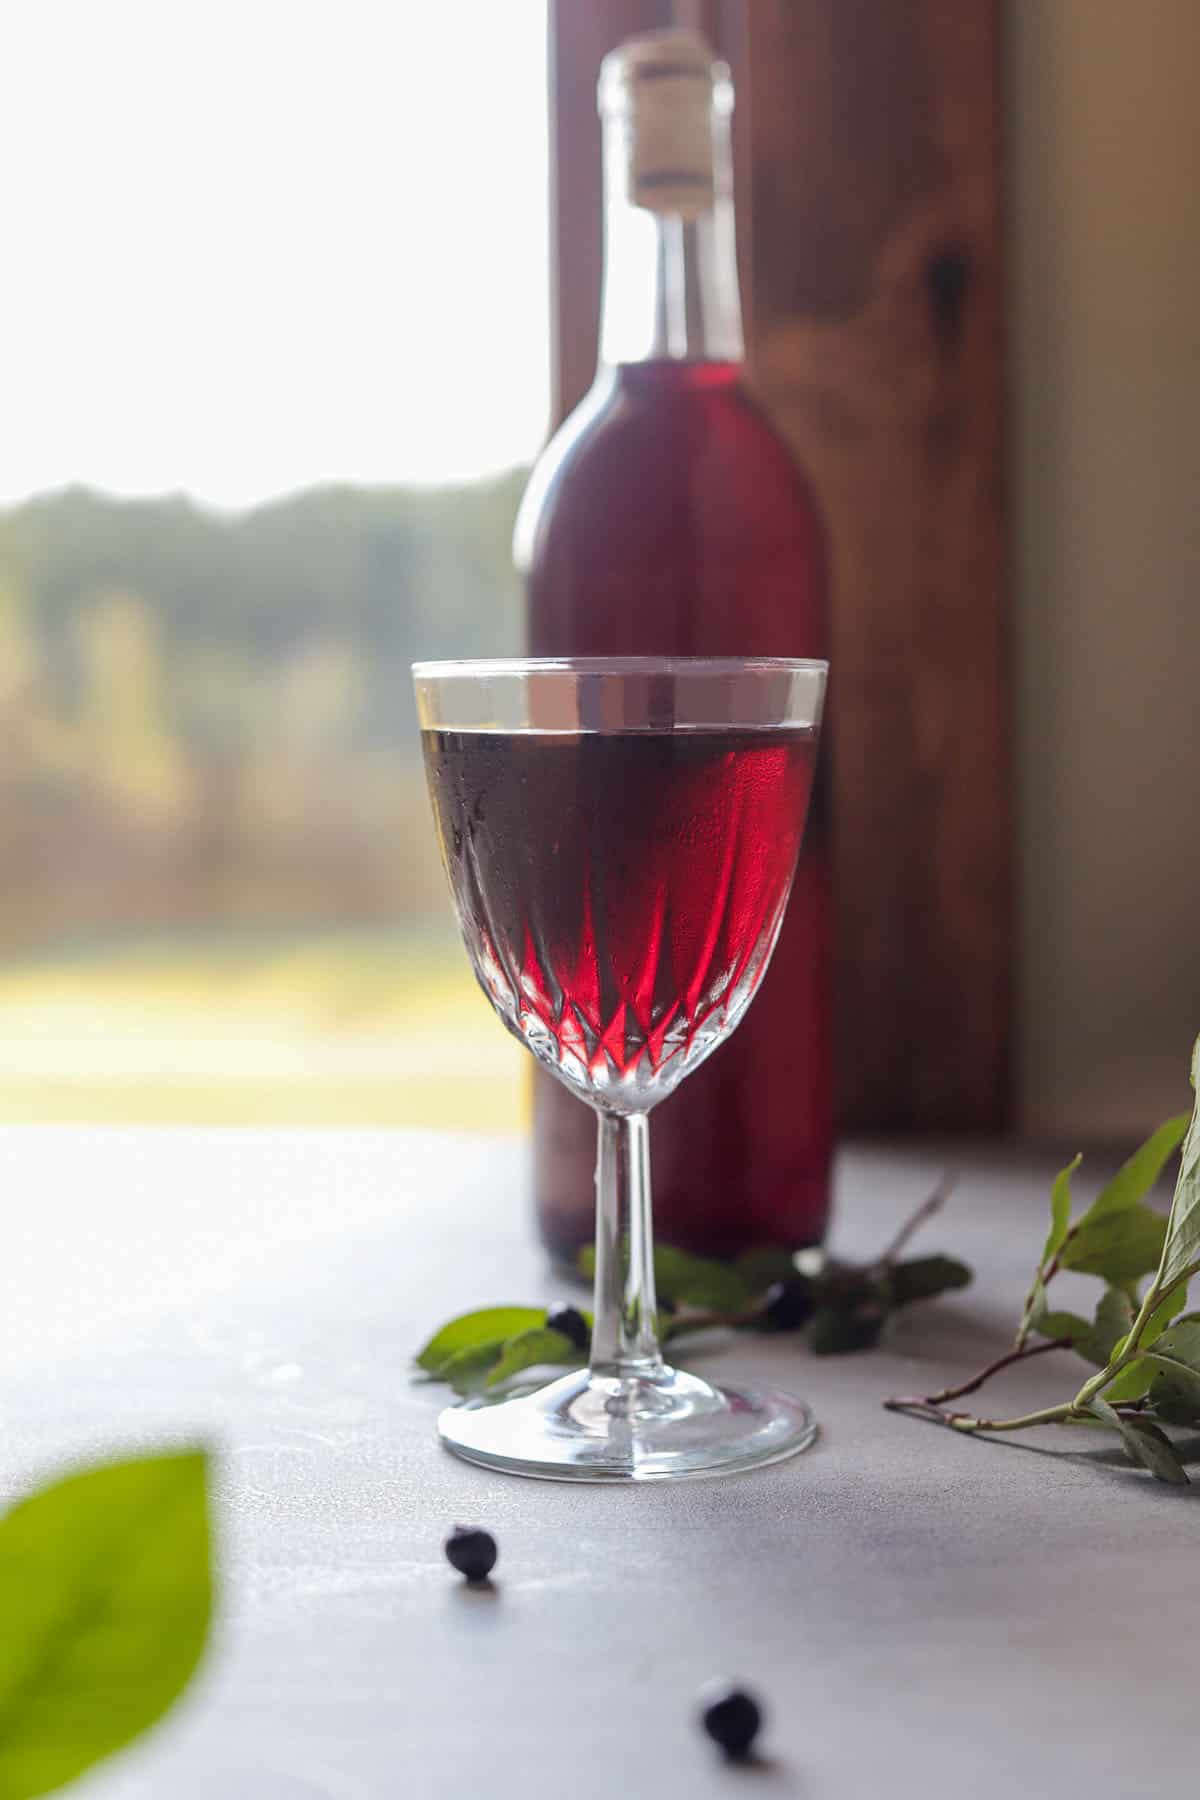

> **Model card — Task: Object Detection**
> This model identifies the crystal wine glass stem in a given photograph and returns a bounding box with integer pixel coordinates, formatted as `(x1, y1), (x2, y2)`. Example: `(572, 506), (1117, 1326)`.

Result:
(588, 1110), (664, 1379)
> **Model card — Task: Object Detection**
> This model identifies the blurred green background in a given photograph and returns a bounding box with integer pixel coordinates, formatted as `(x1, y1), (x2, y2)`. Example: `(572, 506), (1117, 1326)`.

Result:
(1, 2), (550, 1137)
(0, 482), (528, 1131)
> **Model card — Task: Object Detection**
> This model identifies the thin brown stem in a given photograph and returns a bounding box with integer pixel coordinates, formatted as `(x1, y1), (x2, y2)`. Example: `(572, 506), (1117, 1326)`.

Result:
(884, 1397), (1080, 1434)
(1014, 1222), (1080, 1349)
(920, 1334), (1073, 1406)
(881, 1398), (947, 1425)
(877, 1172), (957, 1268)
(946, 1403), (1082, 1433)
(1042, 1238), (1072, 1284)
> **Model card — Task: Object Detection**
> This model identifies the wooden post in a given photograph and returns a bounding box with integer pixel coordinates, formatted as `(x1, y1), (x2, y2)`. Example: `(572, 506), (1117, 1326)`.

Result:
(549, 0), (1010, 1131)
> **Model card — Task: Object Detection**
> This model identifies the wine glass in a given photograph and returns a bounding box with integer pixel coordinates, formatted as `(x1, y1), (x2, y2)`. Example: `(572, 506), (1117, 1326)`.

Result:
(414, 656), (828, 1481)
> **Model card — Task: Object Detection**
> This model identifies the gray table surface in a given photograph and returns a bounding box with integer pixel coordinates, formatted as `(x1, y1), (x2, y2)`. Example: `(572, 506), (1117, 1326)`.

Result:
(3, 1125), (1195, 1799)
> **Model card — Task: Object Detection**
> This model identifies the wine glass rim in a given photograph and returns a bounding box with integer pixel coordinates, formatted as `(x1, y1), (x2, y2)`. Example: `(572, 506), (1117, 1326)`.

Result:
(412, 656), (828, 679)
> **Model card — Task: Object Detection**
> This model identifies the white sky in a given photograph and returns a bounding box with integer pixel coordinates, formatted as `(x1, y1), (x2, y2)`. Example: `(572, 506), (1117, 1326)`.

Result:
(0, 0), (550, 508)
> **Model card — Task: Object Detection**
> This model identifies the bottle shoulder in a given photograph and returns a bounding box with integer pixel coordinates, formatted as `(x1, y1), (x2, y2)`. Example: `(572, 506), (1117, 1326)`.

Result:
(515, 364), (821, 574)
(513, 378), (617, 574)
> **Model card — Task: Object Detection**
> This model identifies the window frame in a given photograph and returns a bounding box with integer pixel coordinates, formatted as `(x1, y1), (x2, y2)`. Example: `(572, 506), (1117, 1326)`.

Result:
(548, 0), (1009, 1131)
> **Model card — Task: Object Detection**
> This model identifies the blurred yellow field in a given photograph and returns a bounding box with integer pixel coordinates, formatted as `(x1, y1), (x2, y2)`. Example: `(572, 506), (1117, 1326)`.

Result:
(0, 930), (526, 1131)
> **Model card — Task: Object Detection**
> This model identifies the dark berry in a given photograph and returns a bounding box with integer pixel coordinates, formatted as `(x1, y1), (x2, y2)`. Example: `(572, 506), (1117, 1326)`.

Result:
(545, 1303), (590, 1351)
(700, 1683), (763, 1759)
(762, 1274), (816, 1332)
(444, 1525), (497, 1583)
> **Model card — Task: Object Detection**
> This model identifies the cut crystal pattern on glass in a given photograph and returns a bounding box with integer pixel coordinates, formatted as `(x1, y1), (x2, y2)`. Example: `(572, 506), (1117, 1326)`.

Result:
(426, 726), (814, 1114)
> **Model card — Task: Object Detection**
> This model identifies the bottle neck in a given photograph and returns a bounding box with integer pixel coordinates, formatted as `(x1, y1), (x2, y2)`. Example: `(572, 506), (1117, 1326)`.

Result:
(597, 113), (743, 367)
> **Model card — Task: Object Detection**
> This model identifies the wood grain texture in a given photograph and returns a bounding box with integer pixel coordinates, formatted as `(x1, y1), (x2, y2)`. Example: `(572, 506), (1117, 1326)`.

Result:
(549, 0), (1010, 1130)
(734, 0), (1009, 1130)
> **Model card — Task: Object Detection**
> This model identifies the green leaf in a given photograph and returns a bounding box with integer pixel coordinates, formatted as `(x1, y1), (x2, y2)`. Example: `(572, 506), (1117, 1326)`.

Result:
(1059, 1203), (1167, 1282)
(1041, 1152), (1082, 1265)
(415, 1306), (546, 1374)
(1029, 1299), (1091, 1344)
(1142, 1316), (1200, 1411)
(810, 1302), (886, 1356)
(580, 1243), (750, 1313)
(1147, 1312), (1200, 1357)
(1099, 1357), (1154, 1404)
(888, 1255), (972, 1308)
(734, 1248), (800, 1295)
(651, 1247), (750, 1313)
(1081, 1115), (1189, 1225)
(1115, 1415), (1190, 1484)
(1077, 1287), (1135, 1367)
(1151, 1324), (1200, 1418)
(1146, 1319), (1200, 1424)
(437, 1342), (509, 1395)
(0, 1450), (212, 1799)
(1148, 1366), (1200, 1427)
(485, 1327), (579, 1388)
(1158, 1037), (1200, 1291)
(1140, 1281), (1191, 1347)
(1088, 1395), (1188, 1484)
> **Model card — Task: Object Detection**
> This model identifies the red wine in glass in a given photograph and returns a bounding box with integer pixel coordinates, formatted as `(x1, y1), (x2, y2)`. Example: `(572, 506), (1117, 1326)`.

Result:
(422, 725), (817, 1112)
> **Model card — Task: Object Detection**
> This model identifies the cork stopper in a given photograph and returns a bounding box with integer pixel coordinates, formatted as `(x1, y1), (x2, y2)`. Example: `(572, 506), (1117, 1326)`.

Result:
(598, 28), (731, 220)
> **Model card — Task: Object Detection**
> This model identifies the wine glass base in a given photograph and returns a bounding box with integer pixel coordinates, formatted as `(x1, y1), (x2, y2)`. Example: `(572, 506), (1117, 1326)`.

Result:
(438, 1364), (817, 1483)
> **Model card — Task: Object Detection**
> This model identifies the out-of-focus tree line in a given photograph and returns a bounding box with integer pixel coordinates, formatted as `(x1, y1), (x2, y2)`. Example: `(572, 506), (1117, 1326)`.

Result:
(0, 476), (526, 943)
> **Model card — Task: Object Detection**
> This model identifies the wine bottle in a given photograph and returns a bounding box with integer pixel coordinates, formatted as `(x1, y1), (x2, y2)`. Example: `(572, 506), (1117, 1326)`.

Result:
(515, 28), (832, 1263)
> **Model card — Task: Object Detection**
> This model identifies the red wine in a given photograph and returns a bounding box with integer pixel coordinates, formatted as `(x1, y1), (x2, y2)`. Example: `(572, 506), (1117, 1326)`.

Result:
(516, 32), (832, 1261)
(422, 726), (816, 1117)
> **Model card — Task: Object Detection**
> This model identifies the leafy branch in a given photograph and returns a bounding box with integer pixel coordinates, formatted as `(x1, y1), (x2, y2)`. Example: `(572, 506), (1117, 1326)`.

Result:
(887, 1034), (1200, 1484)
(414, 1180), (971, 1393)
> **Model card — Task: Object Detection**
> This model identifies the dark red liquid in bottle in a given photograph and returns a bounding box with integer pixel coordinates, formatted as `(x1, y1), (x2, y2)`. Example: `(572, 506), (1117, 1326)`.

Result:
(422, 726), (816, 1117)
(521, 361), (832, 1262)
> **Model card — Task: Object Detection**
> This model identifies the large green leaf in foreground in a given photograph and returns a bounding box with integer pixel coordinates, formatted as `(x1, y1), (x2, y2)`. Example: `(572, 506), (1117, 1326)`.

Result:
(0, 1450), (212, 1798)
